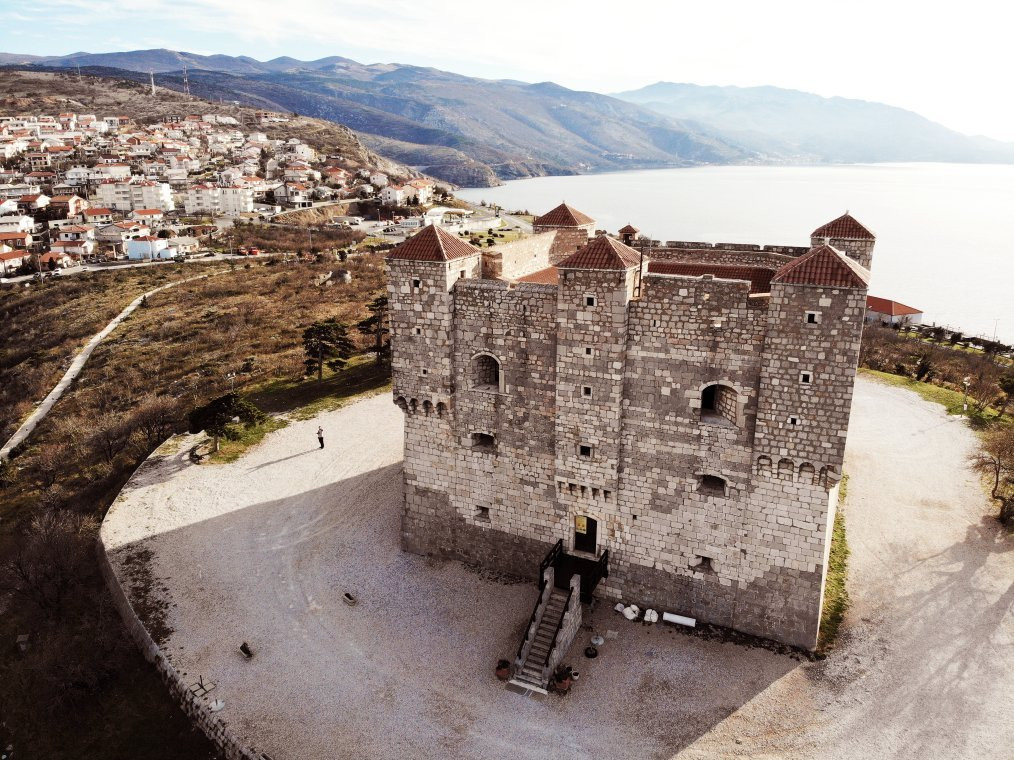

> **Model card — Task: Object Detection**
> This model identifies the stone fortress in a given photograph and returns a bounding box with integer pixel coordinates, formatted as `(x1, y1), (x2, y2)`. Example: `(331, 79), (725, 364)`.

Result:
(386, 203), (873, 651)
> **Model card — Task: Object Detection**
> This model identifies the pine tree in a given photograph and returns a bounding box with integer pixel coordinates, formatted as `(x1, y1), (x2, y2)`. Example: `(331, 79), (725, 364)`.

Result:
(356, 295), (390, 366)
(303, 318), (356, 381)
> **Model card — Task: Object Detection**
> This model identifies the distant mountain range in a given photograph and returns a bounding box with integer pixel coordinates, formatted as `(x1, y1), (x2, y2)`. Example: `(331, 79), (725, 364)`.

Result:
(613, 82), (1014, 164)
(3, 49), (1013, 186)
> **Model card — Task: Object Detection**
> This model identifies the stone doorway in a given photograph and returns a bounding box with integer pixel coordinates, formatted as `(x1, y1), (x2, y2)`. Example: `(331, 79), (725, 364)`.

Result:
(574, 515), (597, 554)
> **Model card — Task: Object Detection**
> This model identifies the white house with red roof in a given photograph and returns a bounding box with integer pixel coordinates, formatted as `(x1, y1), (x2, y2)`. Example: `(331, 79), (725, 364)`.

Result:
(126, 236), (173, 260)
(865, 296), (923, 326)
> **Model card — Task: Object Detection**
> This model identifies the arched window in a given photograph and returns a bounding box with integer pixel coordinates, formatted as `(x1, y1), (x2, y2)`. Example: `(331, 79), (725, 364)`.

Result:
(699, 474), (727, 496)
(471, 353), (503, 392)
(700, 383), (739, 425)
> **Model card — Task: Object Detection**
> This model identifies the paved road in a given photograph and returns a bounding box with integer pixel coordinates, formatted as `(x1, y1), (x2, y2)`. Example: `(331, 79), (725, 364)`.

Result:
(101, 378), (1012, 759)
(0, 272), (221, 459)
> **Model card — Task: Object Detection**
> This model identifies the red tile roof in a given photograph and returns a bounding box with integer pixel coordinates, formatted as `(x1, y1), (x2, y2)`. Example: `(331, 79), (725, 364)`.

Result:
(866, 295), (921, 316)
(517, 266), (559, 285)
(533, 203), (594, 228)
(647, 261), (773, 293)
(811, 213), (875, 241)
(557, 235), (641, 270)
(387, 224), (479, 262)
(618, 223), (639, 234)
(773, 245), (869, 289)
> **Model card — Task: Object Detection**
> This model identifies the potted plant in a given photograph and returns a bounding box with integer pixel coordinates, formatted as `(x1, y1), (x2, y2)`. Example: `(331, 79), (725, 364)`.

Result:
(495, 659), (511, 681)
(553, 666), (573, 695)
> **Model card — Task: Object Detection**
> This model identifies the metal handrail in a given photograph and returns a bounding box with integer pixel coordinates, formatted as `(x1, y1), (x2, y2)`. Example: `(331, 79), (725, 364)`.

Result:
(539, 539), (563, 581)
(541, 586), (574, 669)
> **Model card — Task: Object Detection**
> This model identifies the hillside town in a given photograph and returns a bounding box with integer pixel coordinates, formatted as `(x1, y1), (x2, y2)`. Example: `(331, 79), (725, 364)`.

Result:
(0, 108), (445, 275)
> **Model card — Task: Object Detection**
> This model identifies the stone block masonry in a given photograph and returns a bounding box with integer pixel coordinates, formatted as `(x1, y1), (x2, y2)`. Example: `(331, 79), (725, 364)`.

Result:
(387, 208), (872, 650)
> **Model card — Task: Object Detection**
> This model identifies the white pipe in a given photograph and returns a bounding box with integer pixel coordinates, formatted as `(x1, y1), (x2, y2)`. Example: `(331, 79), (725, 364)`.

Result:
(662, 612), (696, 628)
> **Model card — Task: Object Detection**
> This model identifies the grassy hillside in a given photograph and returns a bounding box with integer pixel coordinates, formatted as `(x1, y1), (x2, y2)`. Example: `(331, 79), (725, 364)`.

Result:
(0, 266), (223, 444)
(0, 253), (390, 758)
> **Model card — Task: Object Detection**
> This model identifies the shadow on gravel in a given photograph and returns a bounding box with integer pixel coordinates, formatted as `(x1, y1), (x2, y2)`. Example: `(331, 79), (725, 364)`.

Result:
(110, 458), (800, 759)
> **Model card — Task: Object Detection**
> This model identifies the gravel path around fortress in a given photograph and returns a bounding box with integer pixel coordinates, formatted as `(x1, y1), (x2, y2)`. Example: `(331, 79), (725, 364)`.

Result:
(100, 378), (1013, 760)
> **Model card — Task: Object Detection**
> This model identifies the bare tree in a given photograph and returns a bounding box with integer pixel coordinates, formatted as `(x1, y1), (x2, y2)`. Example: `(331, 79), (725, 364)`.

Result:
(0, 508), (98, 616)
(969, 426), (1014, 525)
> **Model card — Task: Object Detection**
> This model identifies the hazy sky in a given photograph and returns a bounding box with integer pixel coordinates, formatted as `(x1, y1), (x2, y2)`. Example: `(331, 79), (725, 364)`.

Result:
(4, 0), (1013, 141)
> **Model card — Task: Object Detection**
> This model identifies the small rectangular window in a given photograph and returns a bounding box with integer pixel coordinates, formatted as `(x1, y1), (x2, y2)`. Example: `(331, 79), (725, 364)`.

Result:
(585, 295), (596, 307)
(788, 415), (801, 426)
(475, 506), (490, 521)
(421, 368), (428, 376)
(459, 270), (466, 279)
(578, 444), (592, 458)
(700, 475), (726, 495)
(800, 371), (812, 384)
(805, 311), (820, 324)
(471, 432), (495, 451)
(584, 347), (594, 356)
(414, 327), (422, 335)
(582, 385), (592, 398)
(412, 277), (421, 291)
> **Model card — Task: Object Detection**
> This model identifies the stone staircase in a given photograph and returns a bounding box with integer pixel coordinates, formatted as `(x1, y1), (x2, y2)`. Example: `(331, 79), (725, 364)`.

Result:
(510, 588), (569, 692)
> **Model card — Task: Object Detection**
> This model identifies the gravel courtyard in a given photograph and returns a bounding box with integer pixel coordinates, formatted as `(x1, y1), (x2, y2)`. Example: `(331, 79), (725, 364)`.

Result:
(101, 377), (1013, 760)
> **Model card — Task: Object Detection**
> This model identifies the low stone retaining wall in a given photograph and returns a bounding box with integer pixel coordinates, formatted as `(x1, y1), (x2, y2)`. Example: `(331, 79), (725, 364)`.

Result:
(97, 442), (261, 760)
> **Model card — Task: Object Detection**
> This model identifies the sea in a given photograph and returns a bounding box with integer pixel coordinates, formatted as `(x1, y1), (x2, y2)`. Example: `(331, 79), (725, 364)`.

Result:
(456, 163), (1014, 344)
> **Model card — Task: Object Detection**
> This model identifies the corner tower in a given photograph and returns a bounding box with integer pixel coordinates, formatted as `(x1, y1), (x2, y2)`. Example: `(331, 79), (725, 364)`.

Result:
(748, 244), (869, 647)
(532, 203), (595, 263)
(386, 224), (481, 410)
(810, 212), (876, 270)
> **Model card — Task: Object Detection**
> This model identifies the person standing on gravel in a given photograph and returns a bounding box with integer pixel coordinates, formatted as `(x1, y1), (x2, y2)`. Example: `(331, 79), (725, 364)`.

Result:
(317, 426), (324, 449)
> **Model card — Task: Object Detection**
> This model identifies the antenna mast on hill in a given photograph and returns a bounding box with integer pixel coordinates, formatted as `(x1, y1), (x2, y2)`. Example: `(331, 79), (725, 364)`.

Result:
(182, 63), (191, 97)
(149, 70), (156, 96)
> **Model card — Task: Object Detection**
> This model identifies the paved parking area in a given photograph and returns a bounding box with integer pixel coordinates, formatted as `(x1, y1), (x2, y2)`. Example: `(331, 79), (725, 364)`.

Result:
(101, 379), (1013, 759)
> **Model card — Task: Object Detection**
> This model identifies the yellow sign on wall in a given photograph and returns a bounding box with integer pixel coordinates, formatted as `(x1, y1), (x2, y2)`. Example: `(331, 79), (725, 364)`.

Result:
(575, 515), (587, 534)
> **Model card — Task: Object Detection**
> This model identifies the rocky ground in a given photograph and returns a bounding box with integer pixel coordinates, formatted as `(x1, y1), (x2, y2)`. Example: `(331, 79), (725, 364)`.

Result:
(100, 378), (1013, 759)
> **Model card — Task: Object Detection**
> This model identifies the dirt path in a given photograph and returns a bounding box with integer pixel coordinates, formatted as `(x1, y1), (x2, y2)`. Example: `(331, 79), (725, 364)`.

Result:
(100, 378), (1012, 759)
(0, 272), (220, 459)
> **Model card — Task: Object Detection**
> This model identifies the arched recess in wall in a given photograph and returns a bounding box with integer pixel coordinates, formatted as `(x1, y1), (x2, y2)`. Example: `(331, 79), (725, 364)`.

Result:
(777, 458), (794, 480)
(422, 400), (433, 416)
(698, 381), (742, 426)
(436, 401), (447, 418)
(395, 396), (408, 413)
(756, 455), (772, 477)
(799, 462), (816, 484)
(471, 351), (504, 392)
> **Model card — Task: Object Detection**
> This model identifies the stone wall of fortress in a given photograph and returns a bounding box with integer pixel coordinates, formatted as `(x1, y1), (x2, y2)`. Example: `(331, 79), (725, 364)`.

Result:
(389, 240), (866, 649)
